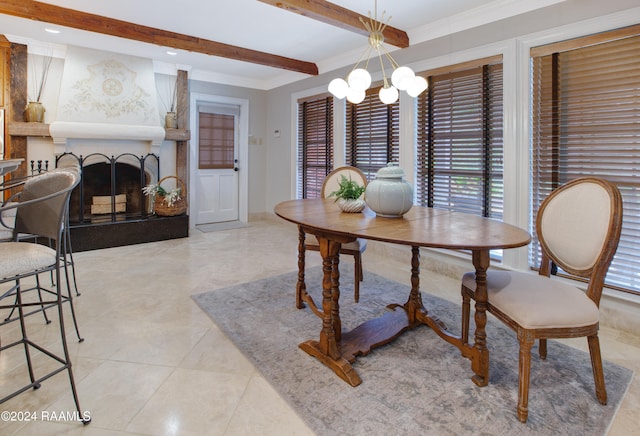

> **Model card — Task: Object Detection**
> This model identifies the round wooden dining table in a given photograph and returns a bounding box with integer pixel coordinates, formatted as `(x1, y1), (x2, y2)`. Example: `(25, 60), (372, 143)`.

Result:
(275, 198), (531, 387)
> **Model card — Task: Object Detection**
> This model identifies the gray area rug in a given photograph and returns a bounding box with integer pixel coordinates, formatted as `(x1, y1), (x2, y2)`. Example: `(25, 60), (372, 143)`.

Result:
(192, 266), (633, 435)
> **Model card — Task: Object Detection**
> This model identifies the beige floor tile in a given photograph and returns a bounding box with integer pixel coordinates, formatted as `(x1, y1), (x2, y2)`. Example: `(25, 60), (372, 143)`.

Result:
(125, 367), (251, 436)
(179, 327), (255, 375)
(49, 360), (174, 431)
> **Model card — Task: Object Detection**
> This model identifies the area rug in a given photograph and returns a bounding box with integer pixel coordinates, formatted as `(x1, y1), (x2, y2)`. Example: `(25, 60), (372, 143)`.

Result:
(192, 267), (633, 435)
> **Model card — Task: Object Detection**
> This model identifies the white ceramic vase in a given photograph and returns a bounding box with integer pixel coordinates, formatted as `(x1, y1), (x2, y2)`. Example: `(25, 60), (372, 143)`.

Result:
(365, 162), (413, 217)
(337, 198), (366, 213)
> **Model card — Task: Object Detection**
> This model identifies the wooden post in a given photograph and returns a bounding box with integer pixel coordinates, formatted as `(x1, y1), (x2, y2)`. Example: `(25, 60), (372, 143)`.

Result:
(7, 41), (27, 180)
(175, 69), (189, 187)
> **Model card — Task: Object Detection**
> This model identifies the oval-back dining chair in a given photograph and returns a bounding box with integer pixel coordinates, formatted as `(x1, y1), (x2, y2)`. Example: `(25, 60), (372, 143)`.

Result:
(460, 177), (623, 423)
(297, 166), (368, 308)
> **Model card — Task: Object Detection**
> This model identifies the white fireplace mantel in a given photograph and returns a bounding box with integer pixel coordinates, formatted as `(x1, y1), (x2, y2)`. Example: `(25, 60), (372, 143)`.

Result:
(49, 121), (166, 148)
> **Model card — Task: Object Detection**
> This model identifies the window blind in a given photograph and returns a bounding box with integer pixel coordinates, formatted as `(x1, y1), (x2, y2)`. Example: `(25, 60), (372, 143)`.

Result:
(345, 86), (399, 181)
(198, 112), (235, 169)
(416, 62), (503, 218)
(531, 27), (640, 295)
(297, 95), (333, 199)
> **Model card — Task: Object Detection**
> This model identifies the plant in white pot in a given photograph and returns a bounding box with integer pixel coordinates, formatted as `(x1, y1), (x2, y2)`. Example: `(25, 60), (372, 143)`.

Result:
(328, 175), (366, 213)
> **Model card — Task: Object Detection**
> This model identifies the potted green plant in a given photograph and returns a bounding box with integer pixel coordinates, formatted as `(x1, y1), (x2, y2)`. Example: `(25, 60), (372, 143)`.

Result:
(328, 174), (366, 213)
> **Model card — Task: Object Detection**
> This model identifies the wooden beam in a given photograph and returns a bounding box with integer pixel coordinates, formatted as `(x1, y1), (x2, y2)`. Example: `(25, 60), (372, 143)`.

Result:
(259, 0), (409, 48)
(0, 0), (318, 75)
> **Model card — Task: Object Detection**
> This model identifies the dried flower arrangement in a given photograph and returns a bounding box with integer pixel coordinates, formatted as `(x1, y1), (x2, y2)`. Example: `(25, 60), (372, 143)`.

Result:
(142, 183), (182, 207)
(29, 54), (53, 103)
(142, 176), (188, 217)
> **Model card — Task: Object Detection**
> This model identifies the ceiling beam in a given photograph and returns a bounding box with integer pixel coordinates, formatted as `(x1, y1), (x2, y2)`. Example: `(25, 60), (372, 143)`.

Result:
(259, 0), (409, 48)
(0, 0), (319, 75)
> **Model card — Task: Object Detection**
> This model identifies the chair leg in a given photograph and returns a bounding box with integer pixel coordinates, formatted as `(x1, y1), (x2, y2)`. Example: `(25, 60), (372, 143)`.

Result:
(35, 274), (52, 325)
(59, 252), (84, 343)
(64, 293), (85, 343)
(517, 331), (535, 423)
(15, 280), (39, 389)
(588, 335), (608, 405)
(354, 253), (362, 303)
(64, 223), (81, 297)
(54, 269), (90, 424)
(539, 338), (547, 360)
(3, 275), (51, 325)
(461, 287), (470, 345)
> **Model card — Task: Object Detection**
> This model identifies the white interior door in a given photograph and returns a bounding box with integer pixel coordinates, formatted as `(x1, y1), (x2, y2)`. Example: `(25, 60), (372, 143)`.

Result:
(195, 104), (240, 224)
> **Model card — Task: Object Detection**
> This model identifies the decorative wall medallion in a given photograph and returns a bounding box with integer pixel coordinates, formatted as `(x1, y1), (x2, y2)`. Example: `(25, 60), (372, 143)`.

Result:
(57, 47), (160, 126)
(102, 78), (123, 97)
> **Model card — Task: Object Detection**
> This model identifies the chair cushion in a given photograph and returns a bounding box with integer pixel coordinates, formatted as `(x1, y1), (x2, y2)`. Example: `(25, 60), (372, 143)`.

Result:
(0, 229), (12, 241)
(305, 233), (367, 252)
(462, 270), (599, 329)
(0, 202), (17, 240)
(0, 242), (57, 279)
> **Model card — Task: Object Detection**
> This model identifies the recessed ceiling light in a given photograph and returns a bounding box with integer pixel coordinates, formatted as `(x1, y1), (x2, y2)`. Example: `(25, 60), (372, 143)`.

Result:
(44, 28), (61, 34)
(166, 51), (178, 56)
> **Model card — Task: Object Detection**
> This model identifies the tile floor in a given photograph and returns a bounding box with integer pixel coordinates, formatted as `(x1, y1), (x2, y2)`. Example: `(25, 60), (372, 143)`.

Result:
(0, 216), (638, 435)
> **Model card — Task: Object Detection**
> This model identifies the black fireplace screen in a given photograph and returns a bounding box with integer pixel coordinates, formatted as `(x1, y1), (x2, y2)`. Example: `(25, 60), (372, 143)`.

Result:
(56, 152), (160, 224)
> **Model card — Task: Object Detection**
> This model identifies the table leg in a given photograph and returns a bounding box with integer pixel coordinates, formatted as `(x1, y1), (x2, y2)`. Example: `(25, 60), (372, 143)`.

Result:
(296, 226), (307, 309)
(405, 246), (489, 388)
(404, 246), (450, 337)
(470, 249), (490, 387)
(331, 253), (341, 342)
(404, 246), (424, 325)
(298, 235), (362, 386)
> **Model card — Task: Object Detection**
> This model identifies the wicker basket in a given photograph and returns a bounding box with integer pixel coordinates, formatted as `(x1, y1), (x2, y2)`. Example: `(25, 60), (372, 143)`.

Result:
(154, 176), (187, 216)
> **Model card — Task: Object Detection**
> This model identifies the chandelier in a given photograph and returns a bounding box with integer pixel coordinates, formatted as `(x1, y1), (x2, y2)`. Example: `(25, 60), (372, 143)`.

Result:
(328, 1), (428, 105)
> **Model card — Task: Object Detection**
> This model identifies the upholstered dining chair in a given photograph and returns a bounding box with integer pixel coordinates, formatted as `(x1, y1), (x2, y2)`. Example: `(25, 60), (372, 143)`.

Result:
(297, 166), (368, 308)
(460, 177), (623, 423)
(0, 168), (90, 423)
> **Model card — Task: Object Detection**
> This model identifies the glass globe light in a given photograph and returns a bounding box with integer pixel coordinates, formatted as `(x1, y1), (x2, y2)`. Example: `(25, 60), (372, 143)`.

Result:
(328, 78), (349, 99)
(406, 76), (428, 97)
(391, 66), (415, 91)
(379, 86), (399, 104)
(347, 68), (372, 92)
(346, 87), (366, 104)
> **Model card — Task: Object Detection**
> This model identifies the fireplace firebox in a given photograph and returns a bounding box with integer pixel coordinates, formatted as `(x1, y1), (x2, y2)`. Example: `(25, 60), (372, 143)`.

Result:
(56, 152), (188, 251)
